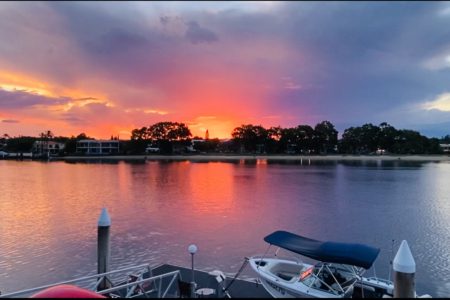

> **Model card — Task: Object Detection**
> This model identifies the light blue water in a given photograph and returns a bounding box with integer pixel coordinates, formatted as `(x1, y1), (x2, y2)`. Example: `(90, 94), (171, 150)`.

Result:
(0, 159), (449, 296)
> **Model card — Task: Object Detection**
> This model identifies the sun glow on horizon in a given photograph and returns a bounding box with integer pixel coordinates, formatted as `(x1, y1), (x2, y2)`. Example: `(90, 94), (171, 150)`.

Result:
(0, 71), (294, 140)
(422, 92), (450, 112)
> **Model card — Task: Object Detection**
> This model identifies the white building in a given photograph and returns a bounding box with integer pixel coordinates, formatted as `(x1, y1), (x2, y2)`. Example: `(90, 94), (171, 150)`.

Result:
(186, 139), (208, 152)
(440, 144), (450, 153)
(76, 139), (119, 155)
(32, 141), (65, 157)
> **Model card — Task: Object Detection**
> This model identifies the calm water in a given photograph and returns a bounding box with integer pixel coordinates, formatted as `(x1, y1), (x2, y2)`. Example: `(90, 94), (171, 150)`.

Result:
(1, 159), (450, 297)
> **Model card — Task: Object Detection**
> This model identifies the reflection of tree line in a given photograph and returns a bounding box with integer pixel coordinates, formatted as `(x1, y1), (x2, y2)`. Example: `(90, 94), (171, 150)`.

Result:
(1, 121), (449, 155)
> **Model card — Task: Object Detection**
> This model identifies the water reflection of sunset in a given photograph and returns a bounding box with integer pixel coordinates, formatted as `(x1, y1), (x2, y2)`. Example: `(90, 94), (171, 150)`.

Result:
(186, 162), (235, 214)
(2, 160), (450, 296)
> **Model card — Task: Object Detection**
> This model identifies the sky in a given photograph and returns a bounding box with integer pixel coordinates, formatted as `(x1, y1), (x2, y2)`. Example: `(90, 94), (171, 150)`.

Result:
(0, 1), (450, 139)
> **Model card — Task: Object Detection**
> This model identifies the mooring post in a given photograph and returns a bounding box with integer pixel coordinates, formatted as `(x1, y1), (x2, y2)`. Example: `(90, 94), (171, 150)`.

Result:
(393, 240), (416, 298)
(98, 208), (111, 291)
(188, 244), (198, 298)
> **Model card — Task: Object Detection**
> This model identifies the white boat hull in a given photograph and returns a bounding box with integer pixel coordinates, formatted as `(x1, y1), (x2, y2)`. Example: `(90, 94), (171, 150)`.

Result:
(259, 277), (316, 298)
(249, 257), (342, 298)
(249, 257), (395, 298)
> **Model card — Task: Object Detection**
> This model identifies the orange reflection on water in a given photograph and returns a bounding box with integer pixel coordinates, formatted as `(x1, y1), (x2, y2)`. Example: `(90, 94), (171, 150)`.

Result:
(185, 162), (235, 215)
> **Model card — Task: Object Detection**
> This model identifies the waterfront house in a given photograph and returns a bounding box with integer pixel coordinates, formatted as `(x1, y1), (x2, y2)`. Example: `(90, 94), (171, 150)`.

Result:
(76, 139), (119, 155)
(440, 144), (450, 153)
(32, 141), (65, 157)
(376, 148), (386, 155)
(186, 139), (205, 152)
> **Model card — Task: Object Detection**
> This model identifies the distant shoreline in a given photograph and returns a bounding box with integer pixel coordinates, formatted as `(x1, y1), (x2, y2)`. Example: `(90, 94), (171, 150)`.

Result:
(53, 154), (450, 162)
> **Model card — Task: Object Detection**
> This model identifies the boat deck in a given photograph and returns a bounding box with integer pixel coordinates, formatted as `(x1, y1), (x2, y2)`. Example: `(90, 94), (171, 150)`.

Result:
(148, 263), (272, 298)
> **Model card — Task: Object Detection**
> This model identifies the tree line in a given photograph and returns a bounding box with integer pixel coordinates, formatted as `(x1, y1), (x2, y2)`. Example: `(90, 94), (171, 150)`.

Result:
(1, 121), (448, 155)
(228, 121), (443, 155)
(339, 122), (442, 154)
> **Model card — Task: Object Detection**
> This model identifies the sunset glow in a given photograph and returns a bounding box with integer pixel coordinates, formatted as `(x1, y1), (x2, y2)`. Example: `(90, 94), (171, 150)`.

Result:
(1, 2), (450, 138)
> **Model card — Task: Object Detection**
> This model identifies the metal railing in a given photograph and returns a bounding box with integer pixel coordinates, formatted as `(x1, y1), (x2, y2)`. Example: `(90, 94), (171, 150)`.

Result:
(0, 264), (180, 298)
(98, 270), (180, 298)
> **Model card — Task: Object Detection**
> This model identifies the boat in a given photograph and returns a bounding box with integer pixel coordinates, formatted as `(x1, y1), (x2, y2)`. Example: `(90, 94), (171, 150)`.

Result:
(248, 230), (395, 298)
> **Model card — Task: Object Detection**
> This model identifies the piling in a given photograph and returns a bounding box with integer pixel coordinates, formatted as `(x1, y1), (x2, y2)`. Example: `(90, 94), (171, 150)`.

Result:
(393, 240), (416, 298)
(97, 208), (111, 290)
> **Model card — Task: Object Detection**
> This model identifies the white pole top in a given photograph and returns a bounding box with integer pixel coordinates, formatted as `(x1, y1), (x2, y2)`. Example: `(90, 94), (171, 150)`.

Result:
(98, 208), (111, 227)
(393, 240), (416, 273)
(188, 244), (198, 254)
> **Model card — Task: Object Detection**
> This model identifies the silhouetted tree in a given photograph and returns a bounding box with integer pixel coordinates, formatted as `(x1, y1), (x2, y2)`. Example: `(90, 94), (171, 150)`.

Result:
(231, 124), (268, 153)
(279, 127), (298, 154)
(393, 129), (427, 154)
(266, 126), (283, 153)
(0, 134), (8, 150)
(39, 130), (54, 141)
(313, 121), (338, 154)
(425, 138), (443, 154)
(129, 127), (149, 154)
(193, 138), (220, 153)
(5, 136), (36, 153)
(340, 126), (362, 154)
(131, 127), (149, 140)
(296, 125), (315, 154)
(441, 135), (450, 143)
(146, 122), (191, 141)
(339, 122), (445, 155)
(377, 122), (398, 153)
(146, 122), (192, 154)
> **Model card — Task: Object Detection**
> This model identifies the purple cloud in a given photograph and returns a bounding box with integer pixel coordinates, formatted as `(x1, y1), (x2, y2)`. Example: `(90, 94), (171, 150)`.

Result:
(0, 2), (449, 137)
(0, 89), (70, 109)
(185, 21), (218, 44)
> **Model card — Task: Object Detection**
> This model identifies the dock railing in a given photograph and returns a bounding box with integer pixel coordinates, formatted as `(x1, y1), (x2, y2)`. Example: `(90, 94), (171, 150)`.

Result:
(0, 263), (181, 298)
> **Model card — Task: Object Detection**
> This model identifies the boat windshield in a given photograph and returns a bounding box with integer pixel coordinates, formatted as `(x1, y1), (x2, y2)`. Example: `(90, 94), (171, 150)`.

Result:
(300, 263), (359, 295)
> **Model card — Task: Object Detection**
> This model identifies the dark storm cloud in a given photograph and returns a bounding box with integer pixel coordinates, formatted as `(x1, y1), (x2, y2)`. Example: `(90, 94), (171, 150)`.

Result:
(1, 2), (450, 137)
(42, 1), (190, 89)
(160, 16), (170, 26)
(82, 28), (149, 56)
(264, 2), (450, 131)
(184, 21), (219, 44)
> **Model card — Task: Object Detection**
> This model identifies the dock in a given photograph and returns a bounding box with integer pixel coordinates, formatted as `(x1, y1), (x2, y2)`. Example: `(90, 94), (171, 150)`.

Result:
(0, 262), (271, 298)
(150, 263), (271, 298)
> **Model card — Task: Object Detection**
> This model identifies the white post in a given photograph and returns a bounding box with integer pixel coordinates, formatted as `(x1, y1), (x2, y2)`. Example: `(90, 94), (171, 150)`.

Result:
(98, 208), (111, 290)
(188, 244), (198, 298)
(393, 240), (416, 298)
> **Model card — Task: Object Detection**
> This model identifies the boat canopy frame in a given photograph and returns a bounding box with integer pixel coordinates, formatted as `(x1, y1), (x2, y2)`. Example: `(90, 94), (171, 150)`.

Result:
(300, 261), (361, 296)
(264, 231), (380, 270)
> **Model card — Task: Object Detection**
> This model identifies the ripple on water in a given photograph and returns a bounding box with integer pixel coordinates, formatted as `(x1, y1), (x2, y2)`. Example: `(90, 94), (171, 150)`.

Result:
(0, 160), (449, 297)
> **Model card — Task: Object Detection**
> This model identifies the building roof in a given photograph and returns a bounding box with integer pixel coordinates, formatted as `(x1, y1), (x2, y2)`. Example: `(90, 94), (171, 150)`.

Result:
(34, 141), (65, 145)
(77, 139), (119, 143)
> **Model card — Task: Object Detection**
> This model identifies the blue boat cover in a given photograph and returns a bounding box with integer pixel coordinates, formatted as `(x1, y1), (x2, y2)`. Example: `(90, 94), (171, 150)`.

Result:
(264, 231), (380, 269)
